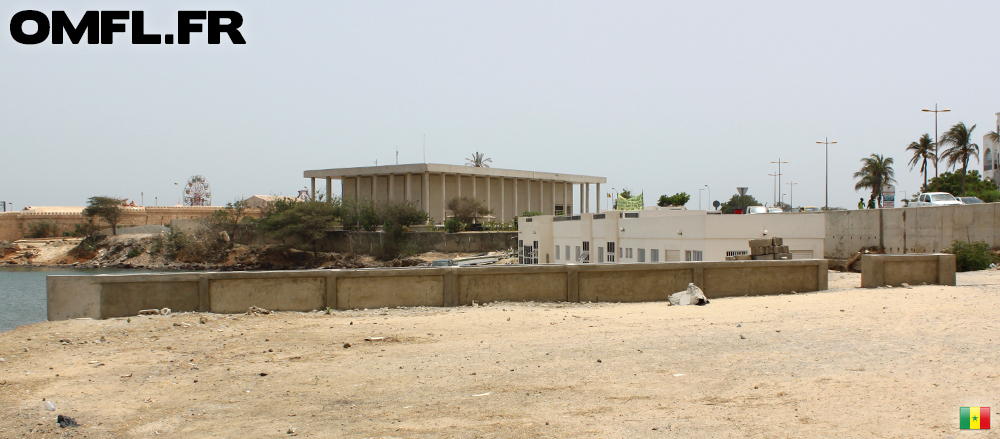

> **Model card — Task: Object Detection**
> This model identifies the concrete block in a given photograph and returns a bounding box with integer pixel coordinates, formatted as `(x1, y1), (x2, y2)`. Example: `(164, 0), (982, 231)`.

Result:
(735, 255), (753, 260)
(749, 238), (772, 248)
(775, 253), (791, 260)
(771, 237), (783, 246)
(753, 254), (775, 260)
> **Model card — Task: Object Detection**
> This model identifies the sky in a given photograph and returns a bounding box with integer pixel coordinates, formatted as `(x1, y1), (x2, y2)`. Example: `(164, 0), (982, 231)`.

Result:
(3, 0), (999, 211)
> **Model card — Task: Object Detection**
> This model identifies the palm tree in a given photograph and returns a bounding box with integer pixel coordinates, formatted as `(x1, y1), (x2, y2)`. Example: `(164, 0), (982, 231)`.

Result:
(853, 154), (896, 204)
(465, 152), (492, 168)
(905, 134), (935, 189)
(939, 122), (980, 196)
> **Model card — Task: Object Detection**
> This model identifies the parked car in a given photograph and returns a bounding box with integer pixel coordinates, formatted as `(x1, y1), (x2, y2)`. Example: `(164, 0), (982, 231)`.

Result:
(745, 206), (768, 214)
(959, 196), (985, 204)
(767, 207), (783, 213)
(800, 206), (821, 212)
(430, 259), (456, 267)
(911, 192), (962, 207)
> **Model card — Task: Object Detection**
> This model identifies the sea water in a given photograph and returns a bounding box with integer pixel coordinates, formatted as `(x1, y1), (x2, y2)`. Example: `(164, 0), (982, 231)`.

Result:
(0, 267), (151, 332)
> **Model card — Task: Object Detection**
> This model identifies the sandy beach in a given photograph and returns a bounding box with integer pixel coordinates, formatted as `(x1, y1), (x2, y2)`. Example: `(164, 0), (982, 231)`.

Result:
(2, 269), (998, 438)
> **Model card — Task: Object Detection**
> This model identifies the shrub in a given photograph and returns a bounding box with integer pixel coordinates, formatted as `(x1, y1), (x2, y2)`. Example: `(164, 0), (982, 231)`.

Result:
(947, 240), (999, 272)
(26, 221), (58, 238)
(444, 218), (465, 233)
(126, 247), (144, 259)
(447, 197), (491, 228)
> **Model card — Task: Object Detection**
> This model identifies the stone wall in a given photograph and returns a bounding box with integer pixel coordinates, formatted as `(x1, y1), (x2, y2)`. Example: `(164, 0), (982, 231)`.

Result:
(318, 231), (518, 255)
(47, 259), (829, 320)
(0, 207), (248, 241)
(859, 253), (956, 288)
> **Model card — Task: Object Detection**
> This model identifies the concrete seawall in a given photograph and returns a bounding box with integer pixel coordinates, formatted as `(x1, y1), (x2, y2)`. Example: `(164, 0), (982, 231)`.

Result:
(48, 259), (829, 320)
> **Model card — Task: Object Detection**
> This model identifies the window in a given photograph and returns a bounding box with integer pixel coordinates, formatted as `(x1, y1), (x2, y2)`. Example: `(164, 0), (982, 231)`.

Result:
(624, 212), (639, 218)
(637, 248), (646, 262)
(581, 241), (590, 263)
(565, 245), (570, 260)
(575, 246), (581, 262)
(726, 250), (749, 257)
(555, 245), (560, 260)
(650, 249), (659, 262)
(607, 242), (616, 262)
(666, 250), (680, 262)
(685, 250), (692, 261)
(598, 247), (604, 263)
(685, 250), (703, 261)
(518, 240), (524, 264)
(555, 204), (565, 215)
(533, 241), (539, 264)
(626, 248), (633, 259)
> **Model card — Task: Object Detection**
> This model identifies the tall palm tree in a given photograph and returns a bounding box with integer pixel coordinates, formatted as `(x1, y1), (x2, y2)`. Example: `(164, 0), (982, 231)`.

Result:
(939, 122), (980, 196)
(853, 154), (896, 204)
(905, 133), (935, 189)
(465, 152), (492, 168)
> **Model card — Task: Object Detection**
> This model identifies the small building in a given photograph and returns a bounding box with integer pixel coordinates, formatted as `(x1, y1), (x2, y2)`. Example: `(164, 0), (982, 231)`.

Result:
(984, 112), (1000, 185)
(304, 163), (606, 223)
(517, 208), (825, 264)
(244, 195), (299, 210)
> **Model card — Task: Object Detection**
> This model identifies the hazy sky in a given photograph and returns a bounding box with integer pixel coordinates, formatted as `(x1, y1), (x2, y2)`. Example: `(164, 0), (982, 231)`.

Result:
(3, 0), (999, 210)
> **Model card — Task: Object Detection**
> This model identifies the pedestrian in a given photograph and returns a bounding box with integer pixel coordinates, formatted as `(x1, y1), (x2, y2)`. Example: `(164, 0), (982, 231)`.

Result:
(858, 198), (865, 209)
(867, 196), (876, 209)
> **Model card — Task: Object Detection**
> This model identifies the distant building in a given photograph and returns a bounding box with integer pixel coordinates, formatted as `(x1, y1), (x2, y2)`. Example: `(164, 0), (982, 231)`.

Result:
(244, 195), (298, 210)
(517, 209), (824, 264)
(984, 112), (1000, 186)
(304, 163), (606, 223)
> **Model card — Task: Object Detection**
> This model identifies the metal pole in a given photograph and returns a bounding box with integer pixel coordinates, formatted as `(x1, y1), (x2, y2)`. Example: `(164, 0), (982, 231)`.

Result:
(825, 138), (828, 210)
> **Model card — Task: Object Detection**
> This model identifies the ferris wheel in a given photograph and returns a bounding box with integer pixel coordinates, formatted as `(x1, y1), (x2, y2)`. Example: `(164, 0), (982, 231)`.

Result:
(182, 175), (212, 206)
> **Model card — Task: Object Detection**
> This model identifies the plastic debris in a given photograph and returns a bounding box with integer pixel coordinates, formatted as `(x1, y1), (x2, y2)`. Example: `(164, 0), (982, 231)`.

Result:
(669, 283), (709, 306)
(57, 415), (78, 428)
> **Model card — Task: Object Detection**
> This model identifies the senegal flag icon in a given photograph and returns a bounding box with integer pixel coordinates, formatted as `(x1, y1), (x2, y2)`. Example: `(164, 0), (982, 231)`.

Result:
(960, 407), (990, 430)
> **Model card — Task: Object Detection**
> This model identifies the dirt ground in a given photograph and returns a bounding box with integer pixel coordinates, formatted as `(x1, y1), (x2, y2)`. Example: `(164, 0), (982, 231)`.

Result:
(2, 270), (1000, 438)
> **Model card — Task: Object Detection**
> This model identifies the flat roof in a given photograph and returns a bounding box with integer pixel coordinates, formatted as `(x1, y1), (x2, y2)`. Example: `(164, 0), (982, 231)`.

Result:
(304, 163), (606, 184)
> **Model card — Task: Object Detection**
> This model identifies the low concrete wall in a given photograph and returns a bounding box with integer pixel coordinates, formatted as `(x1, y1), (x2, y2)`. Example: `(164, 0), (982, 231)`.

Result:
(825, 204), (1000, 258)
(48, 259), (828, 320)
(860, 253), (956, 288)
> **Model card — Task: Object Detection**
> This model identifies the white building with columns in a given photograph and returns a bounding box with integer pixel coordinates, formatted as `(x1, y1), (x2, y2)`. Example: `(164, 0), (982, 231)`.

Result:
(304, 164), (606, 223)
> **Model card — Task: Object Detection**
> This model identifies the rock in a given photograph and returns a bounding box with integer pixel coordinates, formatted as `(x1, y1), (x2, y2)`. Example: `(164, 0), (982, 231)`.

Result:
(248, 306), (272, 316)
(57, 415), (78, 428)
(218, 231), (230, 242)
(138, 309), (160, 316)
(199, 316), (209, 324)
(740, 334), (746, 339)
(160, 308), (171, 315)
(343, 343), (352, 348)
(669, 283), (709, 306)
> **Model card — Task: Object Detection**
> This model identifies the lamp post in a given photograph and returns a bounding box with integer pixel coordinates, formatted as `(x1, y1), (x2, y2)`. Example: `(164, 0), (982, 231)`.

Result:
(785, 181), (797, 209)
(768, 173), (779, 206)
(922, 104), (951, 191)
(816, 138), (837, 210)
(704, 185), (710, 210)
(771, 159), (787, 203)
(698, 187), (705, 210)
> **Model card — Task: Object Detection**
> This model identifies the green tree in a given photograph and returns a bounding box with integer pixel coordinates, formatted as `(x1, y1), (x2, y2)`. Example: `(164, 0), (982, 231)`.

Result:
(922, 170), (1000, 201)
(853, 154), (896, 203)
(465, 152), (492, 167)
(939, 122), (980, 196)
(906, 133), (936, 189)
(447, 196), (491, 229)
(83, 196), (125, 236)
(340, 198), (382, 232)
(259, 201), (340, 256)
(719, 194), (761, 214)
(657, 192), (691, 207)
(209, 198), (254, 242)
(381, 200), (429, 259)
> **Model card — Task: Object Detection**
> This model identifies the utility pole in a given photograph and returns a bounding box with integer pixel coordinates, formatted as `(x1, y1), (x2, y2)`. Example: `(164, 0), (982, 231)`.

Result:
(816, 138), (837, 210)
(771, 158), (787, 205)
(922, 105), (951, 191)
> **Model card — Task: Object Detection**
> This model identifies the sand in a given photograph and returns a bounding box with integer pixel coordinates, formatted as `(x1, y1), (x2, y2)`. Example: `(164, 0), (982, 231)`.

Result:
(2, 269), (999, 438)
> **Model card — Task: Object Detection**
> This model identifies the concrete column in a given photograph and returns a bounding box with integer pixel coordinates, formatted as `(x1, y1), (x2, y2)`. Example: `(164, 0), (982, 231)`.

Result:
(595, 183), (601, 213)
(527, 180), (532, 213)
(579, 184), (584, 214)
(326, 178), (332, 203)
(310, 178), (316, 200)
(423, 172), (430, 213)
(472, 175), (477, 203)
(389, 174), (395, 202)
(585, 184), (590, 213)
(441, 173), (447, 223)
(372, 175), (377, 200)
(563, 182), (568, 214)
(486, 177), (492, 217)
(514, 179), (519, 218)
(457, 174), (462, 199)
(355, 177), (360, 200)
(500, 177), (505, 221)
(405, 173), (412, 201)
(551, 180), (556, 214)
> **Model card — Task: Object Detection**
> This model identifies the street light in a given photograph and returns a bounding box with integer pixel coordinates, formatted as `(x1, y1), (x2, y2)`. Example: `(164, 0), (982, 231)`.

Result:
(785, 181), (797, 209)
(771, 159), (787, 203)
(698, 187), (705, 210)
(816, 137), (837, 210)
(768, 173), (780, 206)
(704, 185), (711, 210)
(922, 104), (951, 191)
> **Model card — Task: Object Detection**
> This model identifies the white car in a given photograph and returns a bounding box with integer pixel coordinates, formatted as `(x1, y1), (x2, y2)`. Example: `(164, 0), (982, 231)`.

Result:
(744, 206), (768, 214)
(911, 192), (962, 207)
